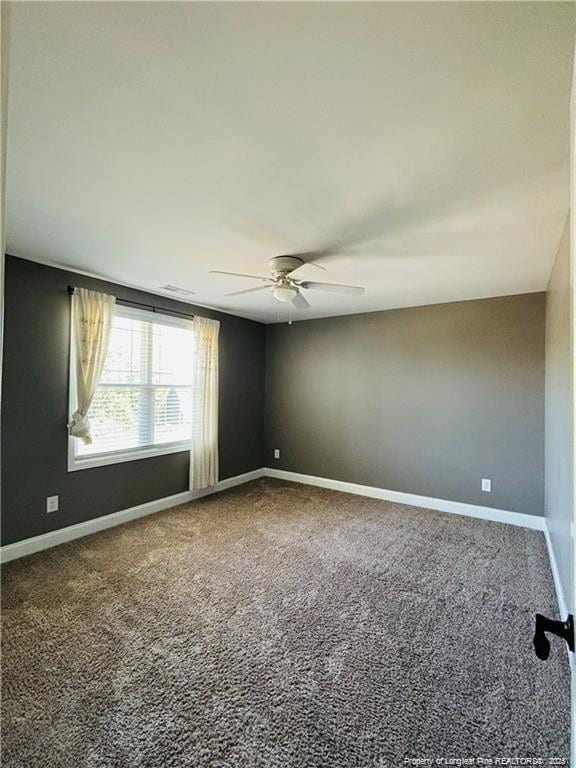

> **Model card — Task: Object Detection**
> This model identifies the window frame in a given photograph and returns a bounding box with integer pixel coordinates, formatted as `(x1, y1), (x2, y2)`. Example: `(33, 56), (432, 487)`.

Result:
(68, 303), (195, 473)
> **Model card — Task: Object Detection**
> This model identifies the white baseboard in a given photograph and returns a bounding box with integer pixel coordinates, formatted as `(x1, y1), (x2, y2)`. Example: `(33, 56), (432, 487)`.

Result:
(264, 468), (546, 531)
(543, 522), (569, 620)
(0, 468), (265, 564)
(1, 466), (547, 566)
(543, 522), (574, 672)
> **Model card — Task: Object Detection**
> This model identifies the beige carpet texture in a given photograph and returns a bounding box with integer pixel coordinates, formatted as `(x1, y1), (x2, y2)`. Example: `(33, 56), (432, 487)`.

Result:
(1, 479), (570, 767)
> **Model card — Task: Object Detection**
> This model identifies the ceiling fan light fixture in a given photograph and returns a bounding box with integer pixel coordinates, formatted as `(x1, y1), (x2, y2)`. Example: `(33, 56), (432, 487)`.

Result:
(272, 284), (298, 303)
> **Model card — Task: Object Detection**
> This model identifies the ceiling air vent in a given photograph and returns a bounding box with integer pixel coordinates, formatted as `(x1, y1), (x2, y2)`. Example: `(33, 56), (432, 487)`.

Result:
(160, 284), (196, 296)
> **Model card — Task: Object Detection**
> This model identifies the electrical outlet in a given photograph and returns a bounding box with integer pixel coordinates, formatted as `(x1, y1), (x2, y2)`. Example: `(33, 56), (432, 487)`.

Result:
(274, 449), (280, 459)
(481, 479), (491, 493)
(46, 495), (59, 513)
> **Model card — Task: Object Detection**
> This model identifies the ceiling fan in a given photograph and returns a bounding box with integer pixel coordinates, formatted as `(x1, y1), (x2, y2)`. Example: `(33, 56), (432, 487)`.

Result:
(210, 255), (365, 309)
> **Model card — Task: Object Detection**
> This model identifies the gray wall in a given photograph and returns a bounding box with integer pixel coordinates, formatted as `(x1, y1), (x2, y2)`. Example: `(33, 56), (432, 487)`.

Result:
(1, 255), (266, 546)
(266, 293), (546, 517)
(1, 256), (549, 547)
(545, 218), (573, 612)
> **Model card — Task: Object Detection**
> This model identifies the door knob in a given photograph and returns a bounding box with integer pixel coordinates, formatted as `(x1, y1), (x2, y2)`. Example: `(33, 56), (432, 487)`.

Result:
(533, 613), (574, 660)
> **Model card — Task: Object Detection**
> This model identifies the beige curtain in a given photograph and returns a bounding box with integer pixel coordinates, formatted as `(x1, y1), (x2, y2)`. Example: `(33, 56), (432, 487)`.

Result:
(68, 288), (116, 445)
(190, 316), (220, 490)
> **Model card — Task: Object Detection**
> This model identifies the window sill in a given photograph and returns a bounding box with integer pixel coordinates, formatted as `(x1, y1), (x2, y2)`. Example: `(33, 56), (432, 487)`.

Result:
(68, 441), (191, 472)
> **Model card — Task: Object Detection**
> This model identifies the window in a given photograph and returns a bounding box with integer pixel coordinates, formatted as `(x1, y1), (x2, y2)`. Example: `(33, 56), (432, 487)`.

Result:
(69, 305), (195, 471)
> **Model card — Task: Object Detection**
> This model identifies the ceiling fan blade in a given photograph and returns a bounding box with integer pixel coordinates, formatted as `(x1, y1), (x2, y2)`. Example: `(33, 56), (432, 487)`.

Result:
(287, 252), (328, 273)
(210, 270), (273, 282)
(291, 292), (310, 309)
(299, 281), (365, 296)
(225, 285), (271, 297)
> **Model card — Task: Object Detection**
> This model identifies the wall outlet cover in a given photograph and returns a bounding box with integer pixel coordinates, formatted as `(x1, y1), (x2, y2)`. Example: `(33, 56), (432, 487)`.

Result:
(274, 449), (280, 459)
(481, 479), (492, 493)
(46, 495), (59, 513)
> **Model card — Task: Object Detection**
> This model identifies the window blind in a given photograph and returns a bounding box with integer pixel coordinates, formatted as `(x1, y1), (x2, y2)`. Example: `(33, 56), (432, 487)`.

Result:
(75, 306), (195, 460)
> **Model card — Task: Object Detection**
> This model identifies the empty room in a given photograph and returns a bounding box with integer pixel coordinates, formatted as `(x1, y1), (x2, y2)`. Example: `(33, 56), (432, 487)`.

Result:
(1, 2), (575, 765)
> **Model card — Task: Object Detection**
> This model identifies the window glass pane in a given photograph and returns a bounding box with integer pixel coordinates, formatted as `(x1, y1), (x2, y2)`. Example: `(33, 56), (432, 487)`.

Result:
(74, 309), (194, 460)
(153, 387), (194, 445)
(76, 387), (140, 455)
(100, 316), (147, 385)
(152, 324), (194, 386)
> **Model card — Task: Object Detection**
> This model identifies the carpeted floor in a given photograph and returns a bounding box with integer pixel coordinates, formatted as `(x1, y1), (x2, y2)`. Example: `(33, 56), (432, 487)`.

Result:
(1, 479), (570, 767)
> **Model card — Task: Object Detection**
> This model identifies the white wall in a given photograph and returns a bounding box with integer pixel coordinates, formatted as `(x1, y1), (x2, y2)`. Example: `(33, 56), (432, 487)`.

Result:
(545, 216), (573, 614)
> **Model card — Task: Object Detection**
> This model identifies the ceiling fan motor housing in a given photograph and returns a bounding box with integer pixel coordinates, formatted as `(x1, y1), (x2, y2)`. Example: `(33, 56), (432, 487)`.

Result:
(268, 255), (304, 277)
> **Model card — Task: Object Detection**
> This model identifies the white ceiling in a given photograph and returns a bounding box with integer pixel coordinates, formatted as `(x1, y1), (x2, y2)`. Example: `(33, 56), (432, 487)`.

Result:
(6, 2), (575, 323)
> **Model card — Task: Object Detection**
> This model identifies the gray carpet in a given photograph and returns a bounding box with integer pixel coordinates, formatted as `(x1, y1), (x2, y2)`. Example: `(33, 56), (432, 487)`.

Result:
(1, 479), (570, 767)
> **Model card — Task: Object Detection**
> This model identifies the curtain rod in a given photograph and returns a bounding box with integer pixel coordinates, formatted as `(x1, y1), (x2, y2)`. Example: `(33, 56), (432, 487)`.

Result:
(66, 285), (195, 320)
